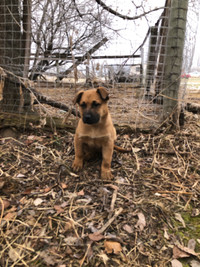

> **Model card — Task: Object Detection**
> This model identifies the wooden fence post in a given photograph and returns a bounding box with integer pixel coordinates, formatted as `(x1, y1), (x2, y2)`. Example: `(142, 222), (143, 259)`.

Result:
(162, 0), (188, 126)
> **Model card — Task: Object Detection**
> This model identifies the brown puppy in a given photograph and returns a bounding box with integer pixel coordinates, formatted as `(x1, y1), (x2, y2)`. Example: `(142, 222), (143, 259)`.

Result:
(72, 87), (116, 180)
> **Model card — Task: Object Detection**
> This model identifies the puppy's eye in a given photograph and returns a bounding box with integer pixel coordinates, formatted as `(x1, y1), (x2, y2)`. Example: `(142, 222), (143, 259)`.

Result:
(80, 102), (86, 108)
(92, 101), (100, 108)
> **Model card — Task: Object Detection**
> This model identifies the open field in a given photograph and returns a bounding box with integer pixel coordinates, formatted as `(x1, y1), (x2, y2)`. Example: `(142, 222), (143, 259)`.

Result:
(185, 77), (200, 104)
(35, 83), (163, 130)
(32, 77), (200, 131)
(1, 76), (199, 130)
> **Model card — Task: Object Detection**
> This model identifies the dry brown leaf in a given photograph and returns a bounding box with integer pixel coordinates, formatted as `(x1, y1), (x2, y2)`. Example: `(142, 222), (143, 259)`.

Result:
(27, 135), (44, 142)
(39, 251), (56, 266)
(33, 197), (43, 206)
(0, 199), (10, 210)
(98, 253), (109, 265)
(0, 180), (5, 189)
(190, 260), (200, 267)
(22, 188), (32, 195)
(27, 135), (36, 140)
(123, 224), (133, 234)
(132, 147), (141, 153)
(65, 246), (73, 255)
(191, 208), (200, 217)
(44, 186), (53, 193)
(26, 215), (36, 226)
(89, 233), (104, 241)
(135, 212), (146, 231)
(64, 221), (73, 231)
(66, 192), (78, 198)
(61, 183), (68, 189)
(175, 213), (186, 228)
(8, 248), (21, 262)
(7, 206), (17, 212)
(174, 242), (197, 257)
(77, 189), (84, 196)
(188, 239), (196, 251)
(164, 228), (170, 240)
(173, 246), (190, 259)
(60, 201), (68, 208)
(3, 212), (17, 221)
(54, 205), (64, 214)
(104, 240), (122, 254)
(64, 236), (81, 246)
(171, 259), (183, 267)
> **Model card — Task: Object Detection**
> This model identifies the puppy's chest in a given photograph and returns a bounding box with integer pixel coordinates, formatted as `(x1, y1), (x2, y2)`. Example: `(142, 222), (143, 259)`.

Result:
(79, 134), (110, 148)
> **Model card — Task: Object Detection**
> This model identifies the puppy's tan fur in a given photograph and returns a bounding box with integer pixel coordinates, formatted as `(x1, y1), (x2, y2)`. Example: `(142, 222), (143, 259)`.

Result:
(72, 87), (116, 180)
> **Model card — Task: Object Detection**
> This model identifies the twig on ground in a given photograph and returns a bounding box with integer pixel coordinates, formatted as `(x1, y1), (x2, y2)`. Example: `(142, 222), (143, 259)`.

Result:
(95, 207), (123, 235)
(110, 188), (118, 211)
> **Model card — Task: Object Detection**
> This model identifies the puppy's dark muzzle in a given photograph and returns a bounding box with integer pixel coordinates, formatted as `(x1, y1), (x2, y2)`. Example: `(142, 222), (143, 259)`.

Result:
(83, 111), (100, 124)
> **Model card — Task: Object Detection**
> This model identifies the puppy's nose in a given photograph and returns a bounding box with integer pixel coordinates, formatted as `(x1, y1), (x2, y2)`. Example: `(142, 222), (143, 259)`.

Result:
(83, 112), (92, 124)
(85, 114), (91, 120)
(83, 111), (100, 124)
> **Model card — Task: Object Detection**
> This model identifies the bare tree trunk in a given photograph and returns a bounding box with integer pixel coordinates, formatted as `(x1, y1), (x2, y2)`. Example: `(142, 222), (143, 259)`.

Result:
(162, 0), (188, 126)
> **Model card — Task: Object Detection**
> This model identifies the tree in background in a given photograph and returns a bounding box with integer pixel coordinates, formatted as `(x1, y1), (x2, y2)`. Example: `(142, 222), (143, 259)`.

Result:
(29, 0), (112, 80)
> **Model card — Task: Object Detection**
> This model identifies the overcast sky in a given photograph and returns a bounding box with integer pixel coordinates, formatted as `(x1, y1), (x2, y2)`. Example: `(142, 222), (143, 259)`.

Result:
(96, 0), (199, 68)
(100, 0), (165, 55)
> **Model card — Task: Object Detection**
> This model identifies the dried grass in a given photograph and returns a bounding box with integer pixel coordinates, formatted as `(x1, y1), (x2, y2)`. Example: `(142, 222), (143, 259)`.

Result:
(0, 111), (200, 266)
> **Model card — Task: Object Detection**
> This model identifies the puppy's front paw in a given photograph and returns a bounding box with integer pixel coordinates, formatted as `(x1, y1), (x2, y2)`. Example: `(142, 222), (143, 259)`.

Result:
(101, 170), (113, 180)
(72, 159), (83, 172)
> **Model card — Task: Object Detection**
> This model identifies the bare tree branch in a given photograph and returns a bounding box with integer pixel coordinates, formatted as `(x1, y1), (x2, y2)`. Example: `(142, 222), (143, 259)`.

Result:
(72, 0), (83, 18)
(95, 0), (164, 20)
(56, 37), (108, 81)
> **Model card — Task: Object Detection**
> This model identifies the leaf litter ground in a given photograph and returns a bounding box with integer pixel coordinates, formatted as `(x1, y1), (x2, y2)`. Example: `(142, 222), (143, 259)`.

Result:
(0, 112), (200, 267)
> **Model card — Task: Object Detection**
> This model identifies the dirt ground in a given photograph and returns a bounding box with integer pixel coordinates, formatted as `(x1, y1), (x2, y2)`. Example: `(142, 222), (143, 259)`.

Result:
(0, 80), (200, 266)
(33, 77), (200, 130)
(0, 106), (200, 266)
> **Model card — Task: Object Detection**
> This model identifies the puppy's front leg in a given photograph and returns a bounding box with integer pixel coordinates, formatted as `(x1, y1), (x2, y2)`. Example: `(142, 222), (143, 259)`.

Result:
(101, 141), (114, 180)
(72, 134), (84, 171)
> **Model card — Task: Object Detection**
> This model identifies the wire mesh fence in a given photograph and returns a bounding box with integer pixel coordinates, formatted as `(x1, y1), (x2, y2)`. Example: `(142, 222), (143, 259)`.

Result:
(0, 0), (199, 130)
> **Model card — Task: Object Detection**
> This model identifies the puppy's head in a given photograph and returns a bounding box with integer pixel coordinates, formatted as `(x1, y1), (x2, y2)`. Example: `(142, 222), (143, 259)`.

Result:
(73, 87), (109, 125)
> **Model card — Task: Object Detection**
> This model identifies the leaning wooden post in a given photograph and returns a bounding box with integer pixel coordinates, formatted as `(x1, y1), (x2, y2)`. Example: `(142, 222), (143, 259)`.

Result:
(162, 0), (188, 126)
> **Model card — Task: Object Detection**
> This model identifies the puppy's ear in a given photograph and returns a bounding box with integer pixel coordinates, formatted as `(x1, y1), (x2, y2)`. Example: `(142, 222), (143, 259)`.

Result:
(96, 87), (109, 101)
(73, 90), (84, 105)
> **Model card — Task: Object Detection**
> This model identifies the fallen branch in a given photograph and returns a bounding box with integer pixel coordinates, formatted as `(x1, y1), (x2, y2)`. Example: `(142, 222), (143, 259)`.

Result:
(0, 67), (80, 117)
(0, 112), (76, 132)
(95, 207), (123, 235)
(31, 87), (80, 117)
